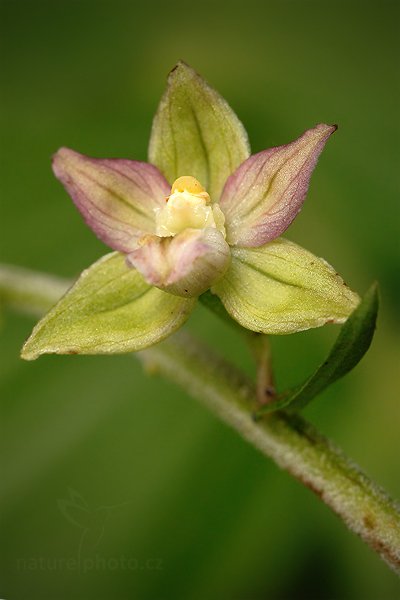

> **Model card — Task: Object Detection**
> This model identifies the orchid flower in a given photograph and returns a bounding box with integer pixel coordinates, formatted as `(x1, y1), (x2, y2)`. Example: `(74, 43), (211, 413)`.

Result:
(22, 62), (359, 359)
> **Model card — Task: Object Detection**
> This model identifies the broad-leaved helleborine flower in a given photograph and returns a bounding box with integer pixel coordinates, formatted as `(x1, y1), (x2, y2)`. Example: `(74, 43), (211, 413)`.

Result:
(22, 62), (359, 359)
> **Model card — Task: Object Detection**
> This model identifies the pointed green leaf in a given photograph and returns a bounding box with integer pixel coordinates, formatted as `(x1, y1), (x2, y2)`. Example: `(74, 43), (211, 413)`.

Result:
(148, 61), (250, 200)
(212, 238), (360, 334)
(21, 252), (196, 360)
(257, 284), (379, 415)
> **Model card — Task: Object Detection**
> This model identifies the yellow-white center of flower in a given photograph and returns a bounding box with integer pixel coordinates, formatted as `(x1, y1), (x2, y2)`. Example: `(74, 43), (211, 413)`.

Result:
(155, 176), (226, 238)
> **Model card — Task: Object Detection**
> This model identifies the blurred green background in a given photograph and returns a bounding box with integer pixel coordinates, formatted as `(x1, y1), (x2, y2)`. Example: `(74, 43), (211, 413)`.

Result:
(1, 0), (399, 598)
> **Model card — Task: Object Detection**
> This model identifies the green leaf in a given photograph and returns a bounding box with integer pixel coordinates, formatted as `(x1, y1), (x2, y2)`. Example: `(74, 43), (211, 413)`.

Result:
(148, 61), (250, 200)
(256, 283), (379, 415)
(212, 238), (360, 334)
(21, 252), (196, 360)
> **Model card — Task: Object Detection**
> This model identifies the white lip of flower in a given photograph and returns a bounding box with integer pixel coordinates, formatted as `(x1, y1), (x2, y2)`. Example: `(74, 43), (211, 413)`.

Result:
(154, 176), (226, 238)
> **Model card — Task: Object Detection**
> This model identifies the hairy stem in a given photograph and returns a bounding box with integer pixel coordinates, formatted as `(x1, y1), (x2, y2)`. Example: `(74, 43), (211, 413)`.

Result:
(0, 263), (70, 316)
(140, 332), (400, 574)
(1, 262), (400, 574)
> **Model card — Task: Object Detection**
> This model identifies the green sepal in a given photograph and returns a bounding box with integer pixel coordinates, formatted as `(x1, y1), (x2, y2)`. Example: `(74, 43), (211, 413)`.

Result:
(21, 252), (196, 360)
(212, 238), (360, 334)
(148, 61), (250, 200)
(256, 283), (379, 415)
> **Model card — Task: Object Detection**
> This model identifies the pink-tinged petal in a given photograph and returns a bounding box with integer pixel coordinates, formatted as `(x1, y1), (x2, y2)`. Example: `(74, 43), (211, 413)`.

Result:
(52, 148), (170, 253)
(127, 228), (231, 297)
(219, 124), (337, 247)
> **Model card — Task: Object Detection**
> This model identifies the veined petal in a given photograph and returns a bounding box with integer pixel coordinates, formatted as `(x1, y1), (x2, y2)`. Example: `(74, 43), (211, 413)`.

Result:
(21, 252), (196, 360)
(127, 228), (231, 297)
(212, 238), (359, 334)
(53, 148), (170, 253)
(148, 61), (250, 201)
(219, 124), (336, 247)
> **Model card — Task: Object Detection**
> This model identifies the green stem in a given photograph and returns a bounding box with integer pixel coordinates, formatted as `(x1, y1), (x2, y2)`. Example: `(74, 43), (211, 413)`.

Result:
(140, 332), (400, 574)
(1, 263), (400, 574)
(246, 332), (276, 405)
(0, 263), (70, 316)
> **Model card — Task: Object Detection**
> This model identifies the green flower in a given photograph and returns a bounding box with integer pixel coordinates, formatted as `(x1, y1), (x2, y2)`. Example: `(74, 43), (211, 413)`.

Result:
(22, 62), (358, 360)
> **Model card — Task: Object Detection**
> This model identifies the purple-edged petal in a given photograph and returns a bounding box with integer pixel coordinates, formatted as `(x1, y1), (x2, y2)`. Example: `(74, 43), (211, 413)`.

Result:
(219, 124), (337, 248)
(52, 148), (170, 253)
(127, 228), (231, 297)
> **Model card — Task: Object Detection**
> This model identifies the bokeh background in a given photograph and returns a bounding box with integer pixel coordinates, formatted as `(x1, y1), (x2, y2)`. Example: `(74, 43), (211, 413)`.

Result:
(1, 1), (399, 598)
